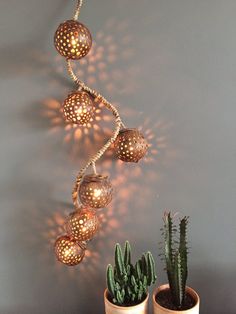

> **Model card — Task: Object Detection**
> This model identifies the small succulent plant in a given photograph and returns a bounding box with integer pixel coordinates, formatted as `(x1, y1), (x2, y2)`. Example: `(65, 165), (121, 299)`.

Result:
(161, 211), (189, 308)
(106, 241), (157, 306)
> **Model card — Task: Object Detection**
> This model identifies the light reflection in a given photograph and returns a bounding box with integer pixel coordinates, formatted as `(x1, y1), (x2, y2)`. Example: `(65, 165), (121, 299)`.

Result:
(21, 111), (176, 286)
(35, 18), (140, 161)
(38, 197), (127, 284)
(53, 18), (137, 96)
(40, 97), (114, 160)
(23, 18), (178, 283)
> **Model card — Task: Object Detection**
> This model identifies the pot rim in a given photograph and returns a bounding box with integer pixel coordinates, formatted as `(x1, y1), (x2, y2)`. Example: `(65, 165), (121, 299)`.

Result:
(152, 284), (200, 313)
(104, 288), (149, 310)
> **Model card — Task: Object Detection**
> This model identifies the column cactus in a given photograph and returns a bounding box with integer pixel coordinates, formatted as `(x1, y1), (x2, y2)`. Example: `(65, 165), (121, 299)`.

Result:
(162, 212), (189, 308)
(106, 241), (157, 306)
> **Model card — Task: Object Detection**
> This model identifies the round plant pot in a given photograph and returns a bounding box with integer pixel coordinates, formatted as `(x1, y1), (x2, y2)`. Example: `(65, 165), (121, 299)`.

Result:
(153, 284), (200, 314)
(104, 289), (149, 314)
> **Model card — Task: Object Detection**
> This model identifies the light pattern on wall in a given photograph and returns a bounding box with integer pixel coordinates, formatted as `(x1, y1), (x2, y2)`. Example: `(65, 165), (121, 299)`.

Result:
(53, 0), (149, 266)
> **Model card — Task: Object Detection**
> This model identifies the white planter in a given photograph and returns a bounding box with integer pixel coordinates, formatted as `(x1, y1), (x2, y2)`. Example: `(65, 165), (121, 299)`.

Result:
(104, 289), (149, 314)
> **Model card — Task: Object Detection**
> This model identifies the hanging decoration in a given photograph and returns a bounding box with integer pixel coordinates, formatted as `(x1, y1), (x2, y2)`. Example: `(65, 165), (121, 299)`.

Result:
(53, 0), (148, 266)
(78, 174), (113, 208)
(114, 128), (148, 163)
(54, 235), (86, 266)
(62, 91), (95, 125)
(66, 208), (100, 242)
(54, 20), (92, 60)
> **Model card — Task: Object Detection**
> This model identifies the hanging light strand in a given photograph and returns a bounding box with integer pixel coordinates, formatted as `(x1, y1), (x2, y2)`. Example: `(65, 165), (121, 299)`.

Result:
(65, 0), (126, 211)
(67, 56), (125, 211)
(53, 0), (148, 266)
(73, 0), (83, 21)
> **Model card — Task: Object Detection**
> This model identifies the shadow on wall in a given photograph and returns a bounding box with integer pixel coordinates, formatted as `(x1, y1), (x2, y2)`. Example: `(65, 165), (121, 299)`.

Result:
(23, 20), (176, 271)
(53, 18), (139, 96)
(19, 16), (177, 171)
(3, 17), (178, 313)
(20, 18), (141, 161)
(24, 18), (176, 269)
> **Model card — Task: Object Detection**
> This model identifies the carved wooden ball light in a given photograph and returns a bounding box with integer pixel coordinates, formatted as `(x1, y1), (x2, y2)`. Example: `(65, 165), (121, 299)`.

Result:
(54, 20), (92, 60)
(79, 174), (113, 208)
(66, 208), (99, 241)
(52, 0), (151, 267)
(63, 91), (95, 125)
(54, 235), (85, 266)
(114, 128), (148, 163)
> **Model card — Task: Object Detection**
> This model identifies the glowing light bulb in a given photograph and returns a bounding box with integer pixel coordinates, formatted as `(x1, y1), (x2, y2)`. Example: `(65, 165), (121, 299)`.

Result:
(66, 208), (99, 241)
(94, 189), (102, 198)
(79, 174), (113, 208)
(63, 91), (95, 126)
(54, 235), (85, 266)
(64, 249), (70, 257)
(71, 39), (77, 46)
(114, 128), (148, 163)
(54, 20), (92, 60)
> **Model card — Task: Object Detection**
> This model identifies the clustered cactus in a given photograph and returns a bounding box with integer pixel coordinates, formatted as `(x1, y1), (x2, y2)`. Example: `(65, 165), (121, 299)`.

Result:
(162, 211), (189, 308)
(106, 241), (157, 306)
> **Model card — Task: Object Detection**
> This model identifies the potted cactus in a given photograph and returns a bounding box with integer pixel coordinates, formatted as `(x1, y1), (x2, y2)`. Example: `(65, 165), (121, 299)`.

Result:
(104, 241), (157, 314)
(153, 212), (200, 314)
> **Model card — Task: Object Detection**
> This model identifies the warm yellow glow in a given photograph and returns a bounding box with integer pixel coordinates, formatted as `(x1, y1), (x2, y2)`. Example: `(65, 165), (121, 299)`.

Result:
(66, 209), (100, 242)
(64, 249), (71, 257)
(75, 107), (83, 115)
(63, 91), (95, 126)
(54, 20), (92, 60)
(94, 189), (102, 198)
(71, 39), (77, 46)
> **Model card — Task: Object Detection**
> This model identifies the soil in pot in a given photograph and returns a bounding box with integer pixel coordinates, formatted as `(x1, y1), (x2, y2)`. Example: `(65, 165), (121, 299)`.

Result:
(156, 288), (196, 311)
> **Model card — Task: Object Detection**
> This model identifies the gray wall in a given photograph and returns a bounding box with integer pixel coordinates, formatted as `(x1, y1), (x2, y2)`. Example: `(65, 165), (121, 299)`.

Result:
(0, 0), (235, 313)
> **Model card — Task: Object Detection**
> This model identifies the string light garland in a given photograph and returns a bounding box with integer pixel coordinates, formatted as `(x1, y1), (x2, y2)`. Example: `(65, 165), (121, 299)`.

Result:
(53, 0), (148, 266)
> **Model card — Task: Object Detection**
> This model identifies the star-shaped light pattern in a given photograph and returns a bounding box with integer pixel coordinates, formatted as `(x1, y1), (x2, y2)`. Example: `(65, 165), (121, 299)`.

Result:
(39, 19), (140, 160)
(32, 10), (180, 273)
(53, 18), (137, 96)
(40, 97), (115, 160)
(21, 110), (177, 285)
(28, 195), (127, 285)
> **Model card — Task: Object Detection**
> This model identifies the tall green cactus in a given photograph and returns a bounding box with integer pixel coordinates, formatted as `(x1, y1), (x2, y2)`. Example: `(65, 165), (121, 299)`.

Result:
(162, 212), (188, 308)
(106, 241), (157, 306)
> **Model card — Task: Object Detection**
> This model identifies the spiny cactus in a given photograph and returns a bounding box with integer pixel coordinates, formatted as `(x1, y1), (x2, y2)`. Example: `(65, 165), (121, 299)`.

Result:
(106, 241), (157, 306)
(162, 212), (189, 308)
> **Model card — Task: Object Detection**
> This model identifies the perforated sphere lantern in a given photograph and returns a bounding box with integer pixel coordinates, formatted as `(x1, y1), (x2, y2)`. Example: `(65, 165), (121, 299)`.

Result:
(63, 91), (95, 125)
(79, 174), (113, 209)
(66, 208), (99, 241)
(54, 235), (85, 266)
(114, 128), (148, 163)
(54, 20), (92, 60)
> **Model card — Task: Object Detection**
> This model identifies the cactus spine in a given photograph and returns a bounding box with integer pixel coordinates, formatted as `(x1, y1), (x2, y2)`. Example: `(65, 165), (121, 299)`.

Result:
(162, 212), (188, 308)
(106, 241), (157, 306)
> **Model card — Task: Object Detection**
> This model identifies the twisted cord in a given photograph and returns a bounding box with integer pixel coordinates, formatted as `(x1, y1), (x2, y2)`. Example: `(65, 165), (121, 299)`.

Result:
(69, 0), (126, 210)
(67, 59), (125, 210)
(73, 0), (83, 20)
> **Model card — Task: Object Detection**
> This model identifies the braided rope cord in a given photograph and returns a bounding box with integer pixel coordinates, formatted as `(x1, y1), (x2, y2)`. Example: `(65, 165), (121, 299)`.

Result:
(73, 0), (83, 20)
(67, 0), (125, 210)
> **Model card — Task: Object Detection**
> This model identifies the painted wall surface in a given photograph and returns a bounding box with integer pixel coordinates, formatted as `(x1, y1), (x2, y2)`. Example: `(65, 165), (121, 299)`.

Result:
(0, 0), (235, 313)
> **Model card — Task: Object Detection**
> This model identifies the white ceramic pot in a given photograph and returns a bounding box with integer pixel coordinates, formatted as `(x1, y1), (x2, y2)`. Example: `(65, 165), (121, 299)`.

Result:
(104, 289), (149, 314)
(153, 284), (200, 314)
